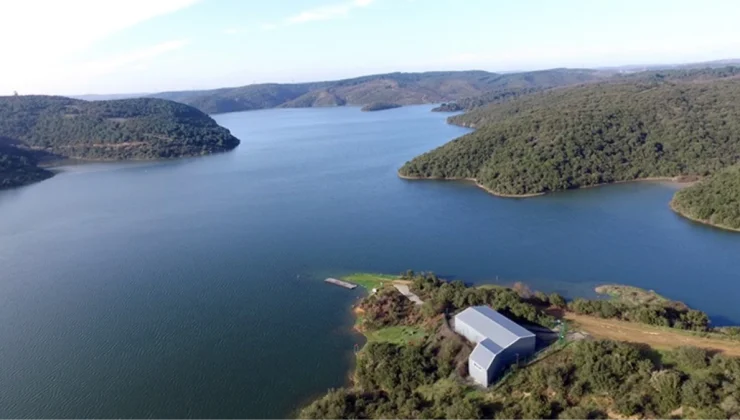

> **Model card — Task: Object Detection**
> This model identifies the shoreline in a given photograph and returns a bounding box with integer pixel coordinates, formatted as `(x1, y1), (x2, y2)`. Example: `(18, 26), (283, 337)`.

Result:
(398, 172), (696, 199)
(397, 173), (544, 198)
(669, 200), (740, 233)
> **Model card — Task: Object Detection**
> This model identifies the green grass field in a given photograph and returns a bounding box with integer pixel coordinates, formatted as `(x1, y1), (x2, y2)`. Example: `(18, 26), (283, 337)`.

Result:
(364, 325), (428, 345)
(343, 273), (398, 290)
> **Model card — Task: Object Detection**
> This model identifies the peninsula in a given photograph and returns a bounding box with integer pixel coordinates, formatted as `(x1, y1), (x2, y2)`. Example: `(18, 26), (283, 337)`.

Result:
(302, 272), (740, 419)
(398, 67), (740, 231)
(671, 165), (740, 231)
(0, 95), (240, 189)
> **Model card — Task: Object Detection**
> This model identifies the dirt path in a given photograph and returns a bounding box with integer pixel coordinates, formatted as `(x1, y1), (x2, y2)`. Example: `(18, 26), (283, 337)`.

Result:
(564, 313), (740, 356)
(393, 283), (423, 306)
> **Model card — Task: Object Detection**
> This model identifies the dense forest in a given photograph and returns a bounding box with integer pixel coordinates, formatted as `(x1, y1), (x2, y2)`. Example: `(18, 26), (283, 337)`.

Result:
(0, 147), (53, 189)
(0, 95), (240, 188)
(672, 165), (740, 230)
(151, 69), (609, 114)
(301, 272), (740, 419)
(399, 67), (740, 196)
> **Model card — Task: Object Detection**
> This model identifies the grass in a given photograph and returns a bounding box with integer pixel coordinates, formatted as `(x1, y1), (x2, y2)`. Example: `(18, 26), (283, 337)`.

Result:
(343, 272), (399, 291)
(594, 284), (677, 307)
(364, 325), (428, 345)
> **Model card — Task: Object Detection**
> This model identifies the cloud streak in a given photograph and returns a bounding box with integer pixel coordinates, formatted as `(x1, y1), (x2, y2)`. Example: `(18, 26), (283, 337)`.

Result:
(286, 0), (374, 24)
(0, 0), (199, 94)
(79, 40), (190, 76)
(223, 0), (374, 34)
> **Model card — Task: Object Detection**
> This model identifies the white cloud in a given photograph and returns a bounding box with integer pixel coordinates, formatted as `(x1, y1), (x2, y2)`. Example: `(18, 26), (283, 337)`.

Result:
(77, 40), (190, 77)
(287, 0), (374, 24)
(0, 0), (199, 94)
(221, 0), (374, 36)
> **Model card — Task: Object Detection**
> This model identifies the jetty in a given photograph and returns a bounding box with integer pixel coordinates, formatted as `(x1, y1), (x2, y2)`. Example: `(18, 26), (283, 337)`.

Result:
(325, 278), (358, 289)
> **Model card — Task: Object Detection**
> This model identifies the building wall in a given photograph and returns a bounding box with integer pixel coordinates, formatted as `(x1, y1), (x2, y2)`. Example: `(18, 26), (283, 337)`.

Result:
(453, 317), (486, 344)
(468, 358), (490, 387)
(489, 335), (536, 382)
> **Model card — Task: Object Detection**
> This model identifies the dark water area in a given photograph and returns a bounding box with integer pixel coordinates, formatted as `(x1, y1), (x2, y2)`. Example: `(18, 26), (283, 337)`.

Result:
(0, 105), (739, 417)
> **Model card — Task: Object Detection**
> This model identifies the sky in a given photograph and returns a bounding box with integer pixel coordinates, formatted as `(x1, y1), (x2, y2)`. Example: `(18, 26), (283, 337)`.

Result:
(2, 0), (740, 95)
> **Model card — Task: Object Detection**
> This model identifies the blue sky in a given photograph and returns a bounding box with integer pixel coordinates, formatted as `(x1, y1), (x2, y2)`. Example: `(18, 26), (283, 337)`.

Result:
(2, 0), (740, 95)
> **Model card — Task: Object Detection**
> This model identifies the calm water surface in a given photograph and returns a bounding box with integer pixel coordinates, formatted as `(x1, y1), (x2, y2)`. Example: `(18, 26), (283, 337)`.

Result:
(1, 105), (739, 417)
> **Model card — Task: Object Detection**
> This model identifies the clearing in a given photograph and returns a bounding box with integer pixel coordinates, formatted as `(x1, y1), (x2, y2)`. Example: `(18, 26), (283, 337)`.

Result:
(342, 273), (399, 290)
(565, 312), (740, 357)
(363, 325), (428, 345)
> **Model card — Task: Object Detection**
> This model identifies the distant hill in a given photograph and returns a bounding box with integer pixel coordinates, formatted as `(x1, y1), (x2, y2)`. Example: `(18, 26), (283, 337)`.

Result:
(150, 69), (611, 114)
(0, 95), (240, 188)
(72, 93), (149, 101)
(600, 58), (740, 73)
(399, 67), (740, 197)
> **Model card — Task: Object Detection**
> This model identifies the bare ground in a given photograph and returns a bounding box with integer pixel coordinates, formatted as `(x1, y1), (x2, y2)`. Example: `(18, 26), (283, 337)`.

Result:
(564, 313), (740, 357)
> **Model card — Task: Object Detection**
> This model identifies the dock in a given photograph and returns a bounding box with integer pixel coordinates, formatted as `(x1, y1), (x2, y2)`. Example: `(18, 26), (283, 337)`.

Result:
(325, 278), (358, 289)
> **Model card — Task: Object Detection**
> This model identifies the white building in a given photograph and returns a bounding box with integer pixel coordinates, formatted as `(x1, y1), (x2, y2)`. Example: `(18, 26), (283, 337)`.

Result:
(453, 306), (536, 387)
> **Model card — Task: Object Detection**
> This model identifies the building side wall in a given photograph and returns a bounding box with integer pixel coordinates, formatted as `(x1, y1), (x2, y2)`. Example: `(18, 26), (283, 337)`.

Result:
(469, 358), (490, 387)
(487, 336), (536, 385)
(453, 318), (486, 344)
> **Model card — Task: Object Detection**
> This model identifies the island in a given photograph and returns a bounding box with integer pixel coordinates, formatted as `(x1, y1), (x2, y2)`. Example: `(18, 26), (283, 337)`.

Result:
(431, 102), (463, 112)
(301, 272), (740, 419)
(671, 165), (740, 231)
(360, 102), (402, 112)
(0, 95), (240, 189)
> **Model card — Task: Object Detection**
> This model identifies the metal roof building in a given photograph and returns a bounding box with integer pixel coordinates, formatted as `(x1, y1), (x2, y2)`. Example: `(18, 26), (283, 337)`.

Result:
(453, 306), (536, 387)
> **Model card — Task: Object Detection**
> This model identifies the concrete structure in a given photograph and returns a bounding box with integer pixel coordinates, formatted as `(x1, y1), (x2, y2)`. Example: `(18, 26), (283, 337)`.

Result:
(324, 278), (357, 289)
(453, 306), (536, 387)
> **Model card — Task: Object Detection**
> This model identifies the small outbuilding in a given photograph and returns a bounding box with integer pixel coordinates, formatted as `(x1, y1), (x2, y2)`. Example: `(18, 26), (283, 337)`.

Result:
(453, 305), (536, 387)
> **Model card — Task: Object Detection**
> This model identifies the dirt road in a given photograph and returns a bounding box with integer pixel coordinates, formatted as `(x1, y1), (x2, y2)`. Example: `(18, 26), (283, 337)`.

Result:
(564, 313), (740, 357)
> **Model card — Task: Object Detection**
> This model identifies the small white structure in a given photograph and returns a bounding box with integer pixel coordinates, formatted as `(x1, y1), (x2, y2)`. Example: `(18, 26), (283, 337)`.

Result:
(453, 306), (536, 387)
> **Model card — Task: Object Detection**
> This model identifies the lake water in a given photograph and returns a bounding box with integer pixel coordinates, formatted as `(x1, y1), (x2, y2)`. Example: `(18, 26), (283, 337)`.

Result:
(1, 105), (739, 418)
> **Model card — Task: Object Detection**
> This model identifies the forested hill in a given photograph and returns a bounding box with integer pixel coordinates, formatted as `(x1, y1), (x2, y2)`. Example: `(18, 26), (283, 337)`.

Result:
(0, 95), (240, 188)
(151, 69), (609, 114)
(672, 166), (740, 231)
(399, 68), (740, 196)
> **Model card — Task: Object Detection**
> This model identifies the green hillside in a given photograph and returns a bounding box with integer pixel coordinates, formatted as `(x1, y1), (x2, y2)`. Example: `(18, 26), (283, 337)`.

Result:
(152, 69), (609, 114)
(0, 95), (240, 188)
(399, 69), (740, 196)
(672, 166), (740, 230)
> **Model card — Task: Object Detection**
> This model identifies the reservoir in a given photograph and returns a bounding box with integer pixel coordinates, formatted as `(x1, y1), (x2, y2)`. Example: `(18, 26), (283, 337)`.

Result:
(0, 105), (738, 417)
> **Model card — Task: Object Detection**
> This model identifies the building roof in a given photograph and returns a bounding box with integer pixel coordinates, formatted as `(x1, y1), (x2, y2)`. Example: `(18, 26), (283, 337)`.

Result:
(470, 338), (502, 369)
(455, 305), (535, 348)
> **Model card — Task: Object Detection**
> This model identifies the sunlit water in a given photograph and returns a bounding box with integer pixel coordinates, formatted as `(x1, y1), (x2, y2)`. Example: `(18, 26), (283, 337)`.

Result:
(0, 105), (738, 417)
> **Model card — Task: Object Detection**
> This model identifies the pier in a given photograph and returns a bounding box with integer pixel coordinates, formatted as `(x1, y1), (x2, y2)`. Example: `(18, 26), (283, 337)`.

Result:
(325, 278), (358, 289)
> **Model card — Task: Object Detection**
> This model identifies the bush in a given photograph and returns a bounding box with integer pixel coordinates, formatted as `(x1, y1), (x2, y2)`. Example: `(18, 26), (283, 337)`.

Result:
(681, 378), (716, 409)
(672, 346), (709, 370)
(549, 293), (567, 308)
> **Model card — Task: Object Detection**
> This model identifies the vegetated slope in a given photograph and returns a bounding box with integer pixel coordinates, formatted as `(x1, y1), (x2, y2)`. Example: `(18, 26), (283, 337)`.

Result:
(0, 95), (240, 160)
(151, 69), (609, 114)
(0, 95), (240, 188)
(400, 68), (740, 196)
(0, 143), (53, 188)
(672, 165), (740, 230)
